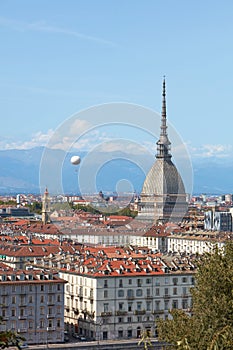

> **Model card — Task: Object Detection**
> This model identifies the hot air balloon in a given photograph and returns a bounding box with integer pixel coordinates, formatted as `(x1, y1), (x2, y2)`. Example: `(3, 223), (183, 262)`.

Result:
(70, 155), (81, 165)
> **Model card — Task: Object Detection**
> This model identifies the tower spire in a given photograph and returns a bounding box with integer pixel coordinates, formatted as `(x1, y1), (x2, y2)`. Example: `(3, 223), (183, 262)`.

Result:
(156, 76), (171, 159)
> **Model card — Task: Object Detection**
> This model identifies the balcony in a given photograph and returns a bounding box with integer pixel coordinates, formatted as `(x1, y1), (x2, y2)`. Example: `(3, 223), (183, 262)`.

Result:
(18, 315), (27, 320)
(134, 310), (146, 315)
(101, 311), (112, 317)
(126, 296), (135, 300)
(2, 316), (9, 321)
(47, 326), (56, 331)
(145, 295), (153, 299)
(152, 310), (163, 314)
(164, 295), (171, 299)
(18, 328), (27, 333)
(47, 314), (55, 318)
(115, 310), (127, 316)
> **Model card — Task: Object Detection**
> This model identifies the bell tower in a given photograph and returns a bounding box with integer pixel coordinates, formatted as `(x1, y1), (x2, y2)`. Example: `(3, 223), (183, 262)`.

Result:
(42, 187), (50, 224)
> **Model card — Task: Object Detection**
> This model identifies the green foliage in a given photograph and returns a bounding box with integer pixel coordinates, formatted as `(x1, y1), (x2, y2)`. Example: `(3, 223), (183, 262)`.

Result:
(157, 242), (233, 350)
(0, 330), (25, 349)
(29, 201), (42, 214)
(138, 330), (152, 350)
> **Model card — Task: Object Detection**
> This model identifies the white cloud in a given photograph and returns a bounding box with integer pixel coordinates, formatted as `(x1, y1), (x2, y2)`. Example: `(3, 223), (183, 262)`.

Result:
(0, 17), (116, 46)
(189, 143), (232, 158)
(1, 130), (54, 150)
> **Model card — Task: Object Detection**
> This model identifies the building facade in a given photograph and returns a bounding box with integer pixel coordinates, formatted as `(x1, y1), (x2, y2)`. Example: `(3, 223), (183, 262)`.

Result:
(0, 265), (66, 345)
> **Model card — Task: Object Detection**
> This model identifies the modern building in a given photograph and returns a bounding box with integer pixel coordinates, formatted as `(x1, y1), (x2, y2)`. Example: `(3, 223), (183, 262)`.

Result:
(204, 210), (232, 232)
(138, 79), (187, 224)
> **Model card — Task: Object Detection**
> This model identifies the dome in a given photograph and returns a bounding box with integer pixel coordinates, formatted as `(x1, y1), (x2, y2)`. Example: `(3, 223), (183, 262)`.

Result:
(141, 158), (185, 196)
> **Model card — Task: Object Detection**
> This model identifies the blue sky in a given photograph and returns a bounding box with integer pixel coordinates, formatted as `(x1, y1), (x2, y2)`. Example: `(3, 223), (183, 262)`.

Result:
(1, 0), (233, 160)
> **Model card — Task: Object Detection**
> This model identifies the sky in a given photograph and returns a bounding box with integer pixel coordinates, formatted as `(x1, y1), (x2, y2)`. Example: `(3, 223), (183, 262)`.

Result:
(1, 0), (233, 160)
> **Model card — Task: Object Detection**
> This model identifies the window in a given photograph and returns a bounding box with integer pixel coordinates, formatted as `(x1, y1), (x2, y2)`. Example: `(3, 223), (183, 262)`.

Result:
(182, 299), (188, 309)
(137, 316), (142, 322)
(137, 279), (142, 287)
(103, 331), (108, 340)
(137, 302), (142, 311)
(164, 301), (169, 310)
(146, 289), (150, 297)
(127, 289), (134, 298)
(40, 307), (44, 315)
(118, 317), (124, 323)
(146, 301), (151, 311)
(103, 303), (108, 312)
(118, 330), (123, 338)
(11, 309), (16, 317)
(40, 285), (44, 291)
(146, 278), (151, 284)
(155, 288), (160, 296)
(119, 302), (124, 310)
(104, 280), (108, 288)
(29, 295), (33, 303)
(40, 295), (44, 303)
(172, 300), (178, 309)
(182, 277), (187, 283)
(128, 303), (132, 312)
(155, 278), (160, 286)
(165, 277), (169, 284)
(173, 277), (178, 285)
(29, 321), (33, 329)
(57, 294), (61, 302)
(164, 288), (169, 297)
(20, 308), (24, 316)
(57, 319), (61, 327)
(57, 284), (61, 291)
(128, 329), (132, 338)
(119, 279), (123, 287)
(104, 290), (108, 298)
(173, 287), (177, 295)
(136, 289), (142, 297)
(182, 287), (187, 296)
(128, 279), (132, 285)
(155, 301), (160, 311)
(127, 317), (132, 323)
(118, 290), (124, 298)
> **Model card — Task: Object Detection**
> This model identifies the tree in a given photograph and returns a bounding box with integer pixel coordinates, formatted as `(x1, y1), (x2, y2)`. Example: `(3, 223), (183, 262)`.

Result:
(0, 329), (24, 349)
(157, 242), (233, 350)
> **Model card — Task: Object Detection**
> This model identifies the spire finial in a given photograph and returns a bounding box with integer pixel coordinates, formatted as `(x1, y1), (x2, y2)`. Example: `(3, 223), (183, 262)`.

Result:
(156, 77), (171, 159)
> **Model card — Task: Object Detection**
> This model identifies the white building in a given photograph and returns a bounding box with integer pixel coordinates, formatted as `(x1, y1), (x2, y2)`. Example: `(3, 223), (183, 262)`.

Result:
(59, 254), (195, 340)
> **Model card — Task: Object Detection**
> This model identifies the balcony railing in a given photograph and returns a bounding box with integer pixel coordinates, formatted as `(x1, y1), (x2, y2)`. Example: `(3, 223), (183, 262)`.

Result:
(18, 315), (27, 320)
(115, 310), (127, 316)
(134, 310), (146, 315)
(18, 328), (27, 333)
(101, 311), (112, 317)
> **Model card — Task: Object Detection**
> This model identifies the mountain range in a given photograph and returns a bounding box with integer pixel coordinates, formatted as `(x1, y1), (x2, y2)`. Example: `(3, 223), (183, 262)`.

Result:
(0, 147), (233, 196)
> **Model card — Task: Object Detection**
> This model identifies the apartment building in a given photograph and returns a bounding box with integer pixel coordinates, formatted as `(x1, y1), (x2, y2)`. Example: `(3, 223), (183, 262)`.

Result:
(0, 264), (66, 345)
(59, 249), (195, 340)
